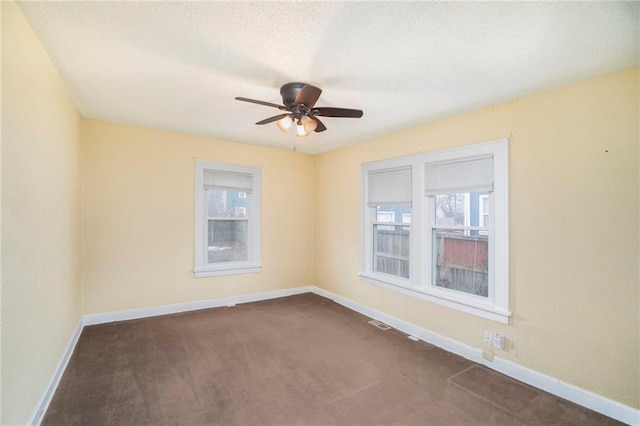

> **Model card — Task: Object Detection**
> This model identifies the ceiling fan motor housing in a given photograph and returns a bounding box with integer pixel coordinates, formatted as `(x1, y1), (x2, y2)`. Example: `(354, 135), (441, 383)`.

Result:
(280, 82), (309, 108)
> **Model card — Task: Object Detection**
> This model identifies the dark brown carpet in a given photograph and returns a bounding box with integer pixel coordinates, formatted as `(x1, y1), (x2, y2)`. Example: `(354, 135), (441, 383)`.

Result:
(43, 293), (620, 425)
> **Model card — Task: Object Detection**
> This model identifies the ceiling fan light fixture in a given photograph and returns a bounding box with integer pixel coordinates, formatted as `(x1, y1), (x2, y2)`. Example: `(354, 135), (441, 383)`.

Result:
(296, 122), (309, 137)
(276, 115), (293, 133)
(295, 116), (317, 137)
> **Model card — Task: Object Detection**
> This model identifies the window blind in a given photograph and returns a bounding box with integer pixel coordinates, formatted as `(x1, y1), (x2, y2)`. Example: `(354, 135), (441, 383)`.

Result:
(367, 167), (411, 206)
(424, 155), (493, 195)
(204, 170), (253, 193)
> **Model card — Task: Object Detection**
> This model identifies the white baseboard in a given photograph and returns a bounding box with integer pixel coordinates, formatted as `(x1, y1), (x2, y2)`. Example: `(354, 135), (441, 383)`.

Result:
(83, 286), (312, 326)
(32, 286), (312, 424)
(28, 320), (83, 426)
(310, 286), (639, 426)
(31, 287), (639, 426)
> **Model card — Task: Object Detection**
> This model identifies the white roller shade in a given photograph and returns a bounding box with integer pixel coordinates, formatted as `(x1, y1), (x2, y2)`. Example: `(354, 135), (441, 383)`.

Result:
(204, 170), (253, 193)
(367, 167), (411, 206)
(425, 155), (493, 195)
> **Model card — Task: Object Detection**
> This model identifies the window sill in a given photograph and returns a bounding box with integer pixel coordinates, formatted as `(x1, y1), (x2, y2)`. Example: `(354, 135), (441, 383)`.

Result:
(359, 273), (511, 324)
(194, 264), (262, 278)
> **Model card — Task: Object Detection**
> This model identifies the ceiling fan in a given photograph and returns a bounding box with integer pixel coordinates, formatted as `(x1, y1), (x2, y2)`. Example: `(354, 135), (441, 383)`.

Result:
(235, 82), (363, 137)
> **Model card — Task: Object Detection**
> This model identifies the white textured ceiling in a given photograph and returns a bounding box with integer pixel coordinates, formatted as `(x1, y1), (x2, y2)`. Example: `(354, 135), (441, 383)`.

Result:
(17, 1), (639, 154)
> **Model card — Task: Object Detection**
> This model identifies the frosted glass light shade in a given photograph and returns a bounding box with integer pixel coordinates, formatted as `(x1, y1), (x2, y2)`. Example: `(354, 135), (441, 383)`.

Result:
(276, 116), (293, 133)
(296, 116), (317, 137)
(296, 124), (308, 137)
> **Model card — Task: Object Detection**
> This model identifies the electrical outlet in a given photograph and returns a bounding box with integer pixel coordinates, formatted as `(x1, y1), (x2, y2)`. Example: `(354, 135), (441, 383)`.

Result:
(493, 333), (504, 350)
(484, 330), (493, 345)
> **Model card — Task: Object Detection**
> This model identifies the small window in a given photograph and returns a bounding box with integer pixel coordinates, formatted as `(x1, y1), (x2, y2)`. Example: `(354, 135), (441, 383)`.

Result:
(194, 160), (261, 277)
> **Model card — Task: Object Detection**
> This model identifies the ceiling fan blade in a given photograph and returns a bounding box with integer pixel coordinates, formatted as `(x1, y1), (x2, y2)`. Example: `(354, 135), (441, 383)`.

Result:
(255, 113), (291, 125)
(311, 116), (327, 132)
(294, 85), (322, 108)
(235, 97), (287, 111)
(312, 107), (363, 118)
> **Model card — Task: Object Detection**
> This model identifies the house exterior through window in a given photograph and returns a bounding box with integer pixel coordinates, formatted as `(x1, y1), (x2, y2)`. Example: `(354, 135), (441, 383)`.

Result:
(194, 160), (261, 278)
(360, 139), (510, 323)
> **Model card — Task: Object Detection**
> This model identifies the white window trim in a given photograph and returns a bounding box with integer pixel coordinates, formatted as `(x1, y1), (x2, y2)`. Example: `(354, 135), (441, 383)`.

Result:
(361, 157), (414, 287)
(194, 160), (262, 278)
(479, 194), (490, 227)
(360, 139), (510, 323)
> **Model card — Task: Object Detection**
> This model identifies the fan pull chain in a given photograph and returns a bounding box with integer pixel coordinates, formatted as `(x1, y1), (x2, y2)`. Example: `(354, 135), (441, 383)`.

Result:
(292, 126), (297, 152)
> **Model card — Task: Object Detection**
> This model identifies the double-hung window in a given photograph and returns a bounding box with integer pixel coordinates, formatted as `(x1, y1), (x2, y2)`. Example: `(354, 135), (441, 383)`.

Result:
(425, 155), (494, 298)
(361, 139), (509, 323)
(363, 164), (413, 283)
(194, 160), (261, 277)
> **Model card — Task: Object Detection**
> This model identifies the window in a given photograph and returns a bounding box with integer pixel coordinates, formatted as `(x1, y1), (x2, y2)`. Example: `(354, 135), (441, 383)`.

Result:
(431, 193), (489, 297)
(362, 164), (412, 283)
(194, 160), (261, 277)
(361, 139), (509, 323)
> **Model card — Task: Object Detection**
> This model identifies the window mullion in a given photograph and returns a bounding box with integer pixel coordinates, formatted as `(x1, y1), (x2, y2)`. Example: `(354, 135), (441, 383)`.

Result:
(408, 162), (422, 289)
(424, 196), (435, 291)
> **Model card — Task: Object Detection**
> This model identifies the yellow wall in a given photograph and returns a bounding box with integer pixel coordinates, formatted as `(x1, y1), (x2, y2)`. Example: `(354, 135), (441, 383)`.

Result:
(1, 2), (82, 424)
(2, 1), (638, 419)
(314, 67), (639, 408)
(80, 120), (315, 315)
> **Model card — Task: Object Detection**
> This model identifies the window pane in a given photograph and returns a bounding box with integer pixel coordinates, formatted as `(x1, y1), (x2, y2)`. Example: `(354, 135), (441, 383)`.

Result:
(207, 189), (247, 219)
(208, 220), (247, 263)
(434, 192), (489, 227)
(376, 206), (411, 226)
(433, 229), (488, 297)
(377, 210), (395, 224)
(374, 223), (410, 279)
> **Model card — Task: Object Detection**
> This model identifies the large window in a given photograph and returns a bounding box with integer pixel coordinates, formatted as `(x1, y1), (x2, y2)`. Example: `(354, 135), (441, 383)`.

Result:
(361, 139), (510, 323)
(194, 160), (261, 277)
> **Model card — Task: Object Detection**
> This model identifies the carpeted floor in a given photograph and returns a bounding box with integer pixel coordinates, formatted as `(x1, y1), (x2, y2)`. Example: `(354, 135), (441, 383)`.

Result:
(43, 293), (620, 425)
